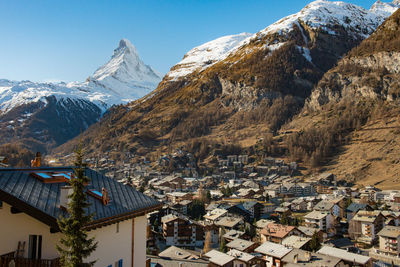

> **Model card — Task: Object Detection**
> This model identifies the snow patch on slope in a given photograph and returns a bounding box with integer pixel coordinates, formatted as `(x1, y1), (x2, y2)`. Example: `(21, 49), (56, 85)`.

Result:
(167, 33), (253, 79)
(167, 0), (398, 80)
(370, 0), (400, 17)
(260, 0), (389, 39)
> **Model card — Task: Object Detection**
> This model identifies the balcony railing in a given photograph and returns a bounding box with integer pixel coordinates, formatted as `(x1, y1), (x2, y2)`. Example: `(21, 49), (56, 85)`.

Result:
(0, 253), (60, 267)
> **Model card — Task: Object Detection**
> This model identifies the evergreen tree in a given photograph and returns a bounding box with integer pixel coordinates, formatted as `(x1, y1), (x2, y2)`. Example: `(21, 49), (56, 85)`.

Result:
(219, 227), (227, 253)
(309, 231), (321, 252)
(57, 147), (98, 267)
(206, 190), (212, 202)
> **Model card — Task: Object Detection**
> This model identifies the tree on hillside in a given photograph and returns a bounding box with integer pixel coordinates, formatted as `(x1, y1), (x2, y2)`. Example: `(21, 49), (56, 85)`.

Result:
(57, 146), (98, 267)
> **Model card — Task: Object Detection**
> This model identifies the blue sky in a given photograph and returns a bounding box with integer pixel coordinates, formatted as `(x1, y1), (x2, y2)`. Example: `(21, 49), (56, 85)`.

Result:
(0, 0), (378, 82)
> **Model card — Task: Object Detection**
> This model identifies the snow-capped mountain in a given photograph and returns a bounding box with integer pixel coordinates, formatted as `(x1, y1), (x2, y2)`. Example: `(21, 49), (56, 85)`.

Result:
(166, 0), (398, 81)
(167, 33), (252, 79)
(0, 39), (161, 151)
(0, 39), (161, 114)
(371, 0), (400, 17)
(89, 38), (162, 100)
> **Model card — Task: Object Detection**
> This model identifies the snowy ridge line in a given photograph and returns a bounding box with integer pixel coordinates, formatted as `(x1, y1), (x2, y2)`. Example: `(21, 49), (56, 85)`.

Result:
(166, 0), (399, 80)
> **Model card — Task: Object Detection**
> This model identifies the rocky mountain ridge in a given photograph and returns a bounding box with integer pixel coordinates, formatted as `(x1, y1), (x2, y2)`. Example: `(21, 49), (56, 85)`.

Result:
(57, 0), (399, 164)
(0, 39), (161, 152)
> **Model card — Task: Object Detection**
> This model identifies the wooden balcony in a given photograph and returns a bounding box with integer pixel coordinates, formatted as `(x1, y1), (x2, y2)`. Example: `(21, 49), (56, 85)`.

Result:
(0, 252), (60, 267)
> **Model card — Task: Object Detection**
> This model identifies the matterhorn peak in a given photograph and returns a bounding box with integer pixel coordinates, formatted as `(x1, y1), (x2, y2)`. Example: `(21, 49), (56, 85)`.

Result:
(117, 38), (138, 56)
(89, 38), (161, 100)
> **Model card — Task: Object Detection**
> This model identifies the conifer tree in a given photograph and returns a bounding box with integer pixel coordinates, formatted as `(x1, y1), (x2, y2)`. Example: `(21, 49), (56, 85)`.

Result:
(57, 146), (98, 267)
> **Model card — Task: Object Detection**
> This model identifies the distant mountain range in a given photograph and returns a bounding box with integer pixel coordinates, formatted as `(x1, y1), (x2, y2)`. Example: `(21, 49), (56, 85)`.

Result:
(56, 0), (399, 165)
(0, 39), (161, 151)
(3, 0), (400, 189)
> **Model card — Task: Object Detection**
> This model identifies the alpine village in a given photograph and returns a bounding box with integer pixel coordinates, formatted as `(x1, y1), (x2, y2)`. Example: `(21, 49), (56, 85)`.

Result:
(3, 0), (400, 266)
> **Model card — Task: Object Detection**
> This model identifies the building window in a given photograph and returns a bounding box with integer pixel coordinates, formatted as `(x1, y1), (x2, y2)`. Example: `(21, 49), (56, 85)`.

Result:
(115, 259), (123, 267)
(116, 222), (119, 233)
(28, 235), (42, 259)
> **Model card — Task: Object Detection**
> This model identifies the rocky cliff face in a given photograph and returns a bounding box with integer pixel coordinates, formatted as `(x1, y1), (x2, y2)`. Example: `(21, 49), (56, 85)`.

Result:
(307, 9), (400, 110)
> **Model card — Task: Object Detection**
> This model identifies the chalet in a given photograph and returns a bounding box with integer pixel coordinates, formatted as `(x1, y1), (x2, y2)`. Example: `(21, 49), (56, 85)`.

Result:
(222, 229), (245, 243)
(281, 235), (311, 250)
(204, 208), (228, 223)
(318, 246), (371, 266)
(240, 201), (264, 219)
(304, 210), (334, 232)
(255, 241), (292, 267)
(161, 214), (204, 248)
(204, 250), (234, 267)
(282, 249), (343, 266)
(166, 192), (192, 204)
(157, 245), (200, 260)
(348, 210), (384, 245)
(225, 238), (257, 253)
(226, 249), (261, 267)
(260, 223), (302, 244)
(215, 216), (244, 231)
(0, 166), (161, 267)
(376, 225), (400, 257)
(346, 203), (373, 222)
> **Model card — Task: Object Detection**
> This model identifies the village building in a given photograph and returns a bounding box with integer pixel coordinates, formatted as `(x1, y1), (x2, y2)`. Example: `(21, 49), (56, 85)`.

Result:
(255, 241), (292, 267)
(161, 214), (204, 248)
(0, 166), (161, 267)
(226, 238), (257, 253)
(282, 249), (343, 267)
(260, 223), (302, 244)
(348, 210), (384, 245)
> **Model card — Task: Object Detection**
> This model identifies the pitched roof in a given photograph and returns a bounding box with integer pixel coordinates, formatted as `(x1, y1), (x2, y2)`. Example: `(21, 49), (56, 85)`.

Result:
(0, 167), (161, 231)
(255, 241), (292, 258)
(282, 235), (311, 249)
(346, 203), (367, 212)
(226, 249), (255, 263)
(261, 223), (296, 239)
(314, 200), (335, 211)
(317, 246), (370, 265)
(226, 238), (255, 251)
(304, 210), (330, 220)
(282, 249), (342, 267)
(158, 246), (200, 260)
(378, 225), (400, 238)
(204, 250), (234, 266)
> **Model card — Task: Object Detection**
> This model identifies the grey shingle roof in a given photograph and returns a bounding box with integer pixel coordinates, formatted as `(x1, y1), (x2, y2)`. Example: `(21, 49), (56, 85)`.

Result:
(0, 167), (161, 230)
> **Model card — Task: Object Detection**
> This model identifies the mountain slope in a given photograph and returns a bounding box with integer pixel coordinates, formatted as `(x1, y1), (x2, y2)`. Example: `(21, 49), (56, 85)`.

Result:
(57, 0), (397, 164)
(283, 7), (400, 188)
(0, 39), (161, 152)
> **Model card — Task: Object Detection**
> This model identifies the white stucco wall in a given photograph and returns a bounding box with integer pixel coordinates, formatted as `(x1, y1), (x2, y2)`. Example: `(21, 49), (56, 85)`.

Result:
(0, 202), (148, 267)
(86, 218), (133, 267)
(133, 215), (147, 267)
(0, 202), (62, 259)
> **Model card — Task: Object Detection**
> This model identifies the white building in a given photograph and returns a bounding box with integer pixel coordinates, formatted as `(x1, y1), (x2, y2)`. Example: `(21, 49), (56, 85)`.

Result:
(0, 167), (161, 267)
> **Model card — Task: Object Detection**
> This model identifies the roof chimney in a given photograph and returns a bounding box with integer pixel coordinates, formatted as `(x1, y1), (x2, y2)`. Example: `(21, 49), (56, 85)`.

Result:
(31, 152), (41, 167)
(304, 251), (311, 262)
(293, 254), (298, 263)
(59, 186), (73, 209)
